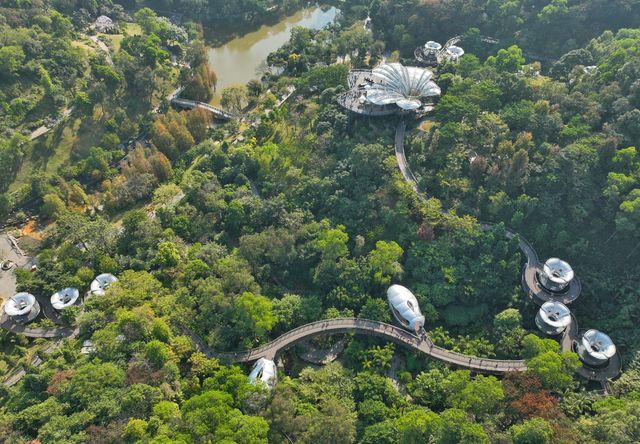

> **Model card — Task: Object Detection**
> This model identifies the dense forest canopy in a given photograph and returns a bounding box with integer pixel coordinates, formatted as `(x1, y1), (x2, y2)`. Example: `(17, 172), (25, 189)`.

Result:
(0, 0), (640, 443)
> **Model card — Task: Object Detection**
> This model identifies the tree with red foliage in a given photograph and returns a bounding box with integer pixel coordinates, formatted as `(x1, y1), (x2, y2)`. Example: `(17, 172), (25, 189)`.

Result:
(417, 222), (435, 240)
(503, 371), (560, 420)
(46, 369), (76, 395)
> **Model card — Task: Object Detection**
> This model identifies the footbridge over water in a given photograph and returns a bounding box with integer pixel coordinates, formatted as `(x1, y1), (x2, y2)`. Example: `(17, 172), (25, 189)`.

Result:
(171, 97), (234, 120)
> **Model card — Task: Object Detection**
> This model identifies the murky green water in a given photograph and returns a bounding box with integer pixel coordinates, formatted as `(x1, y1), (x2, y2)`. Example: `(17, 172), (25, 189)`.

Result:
(207, 6), (338, 103)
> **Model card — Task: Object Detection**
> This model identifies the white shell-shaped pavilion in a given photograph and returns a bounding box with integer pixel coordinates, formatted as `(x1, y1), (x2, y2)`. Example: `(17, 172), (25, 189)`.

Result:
(387, 285), (425, 332)
(51, 287), (80, 310)
(4, 292), (40, 321)
(539, 258), (575, 293)
(365, 63), (441, 111)
(579, 329), (617, 367)
(248, 358), (277, 389)
(90, 273), (118, 296)
(535, 301), (571, 335)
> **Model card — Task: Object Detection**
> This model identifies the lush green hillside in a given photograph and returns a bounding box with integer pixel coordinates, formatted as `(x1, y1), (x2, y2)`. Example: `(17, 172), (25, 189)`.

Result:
(1, 1), (640, 443)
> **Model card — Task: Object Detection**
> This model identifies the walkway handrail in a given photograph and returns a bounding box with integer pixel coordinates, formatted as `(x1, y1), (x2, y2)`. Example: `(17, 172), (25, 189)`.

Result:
(395, 121), (539, 264)
(393, 120), (620, 386)
(196, 317), (526, 374)
(170, 97), (234, 120)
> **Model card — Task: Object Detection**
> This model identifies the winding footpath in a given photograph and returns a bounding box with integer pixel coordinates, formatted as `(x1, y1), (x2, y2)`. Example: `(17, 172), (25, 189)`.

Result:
(2, 119), (620, 387)
(394, 119), (621, 386)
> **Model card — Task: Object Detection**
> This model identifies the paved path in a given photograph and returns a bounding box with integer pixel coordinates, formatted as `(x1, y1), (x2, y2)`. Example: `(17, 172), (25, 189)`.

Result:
(194, 318), (526, 374)
(0, 313), (77, 338)
(28, 107), (74, 141)
(0, 235), (32, 302)
(394, 121), (419, 192)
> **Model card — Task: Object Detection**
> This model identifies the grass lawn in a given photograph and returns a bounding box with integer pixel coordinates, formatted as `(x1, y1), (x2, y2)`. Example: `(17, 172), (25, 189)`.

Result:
(10, 116), (104, 193)
(100, 22), (143, 52)
(71, 39), (96, 53)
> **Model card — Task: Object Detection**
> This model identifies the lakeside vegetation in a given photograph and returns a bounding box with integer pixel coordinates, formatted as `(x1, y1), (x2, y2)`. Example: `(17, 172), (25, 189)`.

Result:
(1, 0), (640, 443)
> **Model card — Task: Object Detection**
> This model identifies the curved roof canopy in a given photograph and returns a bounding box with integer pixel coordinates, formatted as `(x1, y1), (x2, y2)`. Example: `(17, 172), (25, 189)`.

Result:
(538, 301), (571, 328)
(387, 284), (425, 331)
(446, 45), (465, 59)
(4, 292), (37, 316)
(542, 258), (574, 285)
(424, 41), (442, 50)
(366, 63), (441, 110)
(90, 273), (118, 296)
(248, 358), (277, 389)
(51, 287), (80, 310)
(582, 329), (616, 361)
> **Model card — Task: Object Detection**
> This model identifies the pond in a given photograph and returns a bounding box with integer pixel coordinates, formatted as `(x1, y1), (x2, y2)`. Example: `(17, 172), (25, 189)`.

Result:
(206, 6), (338, 104)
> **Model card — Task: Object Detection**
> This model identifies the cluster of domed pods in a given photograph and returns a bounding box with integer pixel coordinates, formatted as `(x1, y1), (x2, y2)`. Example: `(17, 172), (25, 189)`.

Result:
(531, 258), (618, 370)
(414, 39), (465, 67)
(3, 273), (118, 325)
(385, 254), (619, 375)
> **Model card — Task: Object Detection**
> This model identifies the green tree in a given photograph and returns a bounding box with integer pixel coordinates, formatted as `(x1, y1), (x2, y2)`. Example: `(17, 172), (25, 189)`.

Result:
(438, 408), (489, 444)
(487, 45), (525, 73)
(493, 308), (526, 357)
(155, 241), (181, 267)
(60, 362), (126, 409)
(0, 46), (25, 79)
(397, 409), (442, 443)
(510, 417), (554, 444)
(221, 84), (248, 114)
(41, 193), (66, 219)
(145, 339), (172, 368)
(233, 292), (275, 343)
(522, 335), (580, 391)
(450, 374), (505, 418)
(367, 240), (404, 286)
(302, 397), (357, 444)
(124, 418), (148, 442)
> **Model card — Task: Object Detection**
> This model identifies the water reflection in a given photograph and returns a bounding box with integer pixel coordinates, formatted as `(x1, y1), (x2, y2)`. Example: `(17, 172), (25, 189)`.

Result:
(207, 6), (338, 103)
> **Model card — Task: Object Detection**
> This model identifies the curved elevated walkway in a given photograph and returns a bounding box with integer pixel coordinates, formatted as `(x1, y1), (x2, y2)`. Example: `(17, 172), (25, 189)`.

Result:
(394, 119), (620, 385)
(200, 318), (526, 374)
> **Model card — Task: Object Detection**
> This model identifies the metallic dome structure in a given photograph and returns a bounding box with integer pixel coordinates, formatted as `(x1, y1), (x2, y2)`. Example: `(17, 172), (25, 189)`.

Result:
(387, 285), (425, 332)
(445, 45), (465, 60)
(539, 258), (575, 293)
(4, 292), (40, 323)
(414, 36), (465, 67)
(248, 357), (277, 389)
(50, 287), (80, 310)
(578, 329), (617, 368)
(535, 301), (571, 335)
(424, 41), (442, 51)
(90, 273), (118, 296)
